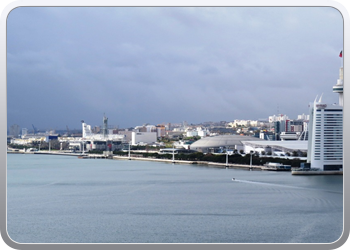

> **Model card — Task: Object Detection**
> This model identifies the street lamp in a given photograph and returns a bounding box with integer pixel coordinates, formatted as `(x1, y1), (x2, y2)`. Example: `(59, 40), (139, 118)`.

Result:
(172, 143), (175, 164)
(226, 148), (229, 168)
(250, 150), (253, 170)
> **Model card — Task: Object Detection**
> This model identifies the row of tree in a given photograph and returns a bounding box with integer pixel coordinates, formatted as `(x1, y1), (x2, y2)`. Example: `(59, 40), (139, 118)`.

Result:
(113, 151), (306, 167)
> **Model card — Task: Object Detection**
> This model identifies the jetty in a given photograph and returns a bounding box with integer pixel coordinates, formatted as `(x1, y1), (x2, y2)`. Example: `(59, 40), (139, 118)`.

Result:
(291, 170), (343, 175)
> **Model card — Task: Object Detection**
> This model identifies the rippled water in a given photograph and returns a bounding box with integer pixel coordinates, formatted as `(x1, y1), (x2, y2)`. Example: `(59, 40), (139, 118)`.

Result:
(6, 154), (343, 243)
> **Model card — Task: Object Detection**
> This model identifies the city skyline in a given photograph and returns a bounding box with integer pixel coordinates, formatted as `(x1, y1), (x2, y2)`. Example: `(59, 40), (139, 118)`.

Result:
(7, 7), (343, 130)
(9, 112), (310, 133)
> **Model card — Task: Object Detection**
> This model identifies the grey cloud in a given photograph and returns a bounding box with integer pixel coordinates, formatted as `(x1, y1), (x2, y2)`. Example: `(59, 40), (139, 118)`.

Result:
(7, 7), (343, 130)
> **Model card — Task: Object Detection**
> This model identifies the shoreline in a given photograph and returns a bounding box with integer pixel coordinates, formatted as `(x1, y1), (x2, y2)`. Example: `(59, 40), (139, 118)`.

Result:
(7, 150), (343, 174)
(112, 155), (262, 170)
(7, 150), (262, 170)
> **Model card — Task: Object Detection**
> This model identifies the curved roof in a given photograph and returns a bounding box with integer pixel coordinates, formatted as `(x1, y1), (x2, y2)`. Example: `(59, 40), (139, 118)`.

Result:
(190, 135), (264, 149)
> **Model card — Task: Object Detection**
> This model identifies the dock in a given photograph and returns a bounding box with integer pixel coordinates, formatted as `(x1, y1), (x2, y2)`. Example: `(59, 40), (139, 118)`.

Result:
(291, 170), (343, 175)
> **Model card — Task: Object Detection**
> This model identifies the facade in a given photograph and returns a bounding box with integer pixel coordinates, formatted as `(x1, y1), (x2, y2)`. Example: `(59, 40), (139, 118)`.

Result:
(156, 125), (166, 138)
(82, 119), (125, 141)
(131, 132), (157, 145)
(307, 99), (343, 170)
(9, 124), (20, 138)
(21, 128), (28, 137)
(268, 114), (289, 123)
(306, 64), (344, 171)
(241, 140), (308, 156)
(190, 135), (264, 153)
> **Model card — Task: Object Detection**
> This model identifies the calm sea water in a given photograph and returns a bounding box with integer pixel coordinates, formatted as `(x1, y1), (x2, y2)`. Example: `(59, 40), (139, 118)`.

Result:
(6, 154), (343, 243)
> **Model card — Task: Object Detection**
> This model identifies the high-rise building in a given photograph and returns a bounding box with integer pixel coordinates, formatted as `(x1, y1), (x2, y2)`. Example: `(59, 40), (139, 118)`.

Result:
(9, 124), (20, 138)
(102, 115), (108, 138)
(307, 63), (343, 171)
(307, 98), (343, 170)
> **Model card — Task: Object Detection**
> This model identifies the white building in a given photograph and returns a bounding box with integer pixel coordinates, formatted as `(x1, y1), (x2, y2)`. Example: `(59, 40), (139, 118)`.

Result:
(131, 132), (157, 145)
(268, 114), (289, 123)
(186, 130), (198, 137)
(82, 120), (124, 141)
(21, 128), (28, 137)
(306, 64), (344, 171)
(297, 113), (310, 120)
(307, 97), (343, 170)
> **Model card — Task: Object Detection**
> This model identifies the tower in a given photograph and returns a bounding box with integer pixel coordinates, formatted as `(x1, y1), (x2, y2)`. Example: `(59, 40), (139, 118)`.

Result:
(307, 52), (344, 171)
(81, 120), (92, 138)
(102, 114), (108, 138)
(333, 66), (343, 106)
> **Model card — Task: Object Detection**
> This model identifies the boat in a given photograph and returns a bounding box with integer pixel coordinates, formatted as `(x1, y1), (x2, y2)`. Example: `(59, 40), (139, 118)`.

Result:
(232, 178), (235, 181)
(261, 162), (291, 171)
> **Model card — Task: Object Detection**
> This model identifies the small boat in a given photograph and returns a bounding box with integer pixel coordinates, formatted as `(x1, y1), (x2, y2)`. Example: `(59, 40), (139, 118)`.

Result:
(232, 178), (235, 181)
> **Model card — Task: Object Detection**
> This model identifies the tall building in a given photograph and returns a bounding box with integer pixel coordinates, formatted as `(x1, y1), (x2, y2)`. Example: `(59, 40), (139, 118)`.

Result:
(307, 98), (343, 170)
(9, 124), (20, 138)
(102, 114), (108, 138)
(307, 63), (343, 171)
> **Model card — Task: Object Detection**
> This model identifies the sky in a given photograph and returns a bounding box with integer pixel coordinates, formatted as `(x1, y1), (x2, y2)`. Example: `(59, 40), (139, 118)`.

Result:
(6, 6), (343, 131)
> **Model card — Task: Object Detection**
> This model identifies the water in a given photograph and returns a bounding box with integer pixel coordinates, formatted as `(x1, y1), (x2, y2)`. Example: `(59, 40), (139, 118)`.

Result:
(6, 154), (343, 243)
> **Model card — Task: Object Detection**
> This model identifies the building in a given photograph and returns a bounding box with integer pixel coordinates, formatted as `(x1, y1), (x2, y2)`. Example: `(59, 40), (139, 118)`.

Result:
(307, 62), (344, 171)
(307, 63), (343, 171)
(190, 134), (264, 153)
(268, 114), (289, 123)
(156, 125), (166, 138)
(81, 118), (125, 141)
(131, 132), (157, 146)
(241, 140), (308, 156)
(21, 128), (28, 137)
(307, 98), (343, 170)
(9, 124), (20, 138)
(297, 113), (310, 120)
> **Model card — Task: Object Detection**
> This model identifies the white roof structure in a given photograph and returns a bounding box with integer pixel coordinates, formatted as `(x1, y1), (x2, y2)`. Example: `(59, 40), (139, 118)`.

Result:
(241, 140), (308, 152)
(190, 135), (264, 150)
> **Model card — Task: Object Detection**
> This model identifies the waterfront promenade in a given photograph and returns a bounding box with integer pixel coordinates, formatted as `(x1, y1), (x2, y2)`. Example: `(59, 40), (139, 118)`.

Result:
(7, 149), (343, 174)
(7, 149), (262, 170)
(112, 155), (262, 170)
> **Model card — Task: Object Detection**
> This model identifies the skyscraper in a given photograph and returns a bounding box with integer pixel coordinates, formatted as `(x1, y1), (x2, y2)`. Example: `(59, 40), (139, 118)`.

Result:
(307, 98), (343, 170)
(307, 63), (343, 171)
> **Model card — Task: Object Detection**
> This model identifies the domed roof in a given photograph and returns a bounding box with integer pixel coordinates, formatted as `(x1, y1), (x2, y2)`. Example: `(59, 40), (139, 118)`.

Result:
(190, 135), (263, 149)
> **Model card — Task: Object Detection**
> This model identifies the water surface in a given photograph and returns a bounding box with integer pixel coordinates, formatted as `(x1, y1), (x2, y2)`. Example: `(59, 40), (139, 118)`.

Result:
(7, 154), (343, 243)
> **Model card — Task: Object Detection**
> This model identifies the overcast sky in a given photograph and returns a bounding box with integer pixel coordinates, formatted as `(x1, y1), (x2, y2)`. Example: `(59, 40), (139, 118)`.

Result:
(7, 6), (343, 131)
